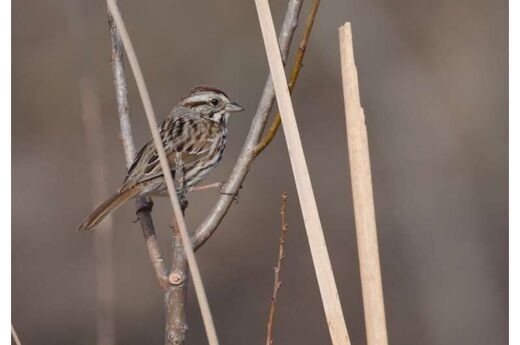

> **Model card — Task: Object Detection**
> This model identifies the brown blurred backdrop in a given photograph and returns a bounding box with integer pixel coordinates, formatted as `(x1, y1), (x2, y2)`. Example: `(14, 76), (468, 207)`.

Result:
(12, 0), (507, 344)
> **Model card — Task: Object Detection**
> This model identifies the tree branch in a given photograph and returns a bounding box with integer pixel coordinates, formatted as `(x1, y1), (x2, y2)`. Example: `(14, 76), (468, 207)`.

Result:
(107, 0), (220, 343)
(105, 0), (308, 343)
(165, 226), (188, 345)
(265, 192), (289, 345)
(108, 11), (168, 290)
(254, 0), (321, 155)
(164, 153), (189, 345)
(192, 0), (304, 250)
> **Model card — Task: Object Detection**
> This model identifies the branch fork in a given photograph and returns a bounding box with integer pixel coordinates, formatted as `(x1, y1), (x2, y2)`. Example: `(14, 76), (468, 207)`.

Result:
(105, 0), (321, 343)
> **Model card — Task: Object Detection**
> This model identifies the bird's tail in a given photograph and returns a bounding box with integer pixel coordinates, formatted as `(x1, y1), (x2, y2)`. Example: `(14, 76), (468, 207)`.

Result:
(77, 186), (140, 231)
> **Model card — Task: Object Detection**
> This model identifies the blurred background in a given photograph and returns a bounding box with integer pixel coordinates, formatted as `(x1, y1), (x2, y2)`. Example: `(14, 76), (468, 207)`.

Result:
(12, 0), (507, 344)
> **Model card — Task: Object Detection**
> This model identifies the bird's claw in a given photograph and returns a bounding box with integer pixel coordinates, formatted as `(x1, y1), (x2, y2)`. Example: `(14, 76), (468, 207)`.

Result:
(219, 183), (242, 203)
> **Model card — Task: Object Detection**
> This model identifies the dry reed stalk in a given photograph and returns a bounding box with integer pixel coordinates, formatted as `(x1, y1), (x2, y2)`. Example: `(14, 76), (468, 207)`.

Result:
(253, 1), (351, 344)
(105, 0), (305, 343)
(254, 0), (321, 155)
(107, 11), (169, 291)
(106, 1), (219, 344)
(339, 22), (389, 345)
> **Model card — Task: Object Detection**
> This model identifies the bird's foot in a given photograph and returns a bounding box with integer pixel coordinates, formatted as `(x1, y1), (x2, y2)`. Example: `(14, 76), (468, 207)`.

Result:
(219, 183), (242, 203)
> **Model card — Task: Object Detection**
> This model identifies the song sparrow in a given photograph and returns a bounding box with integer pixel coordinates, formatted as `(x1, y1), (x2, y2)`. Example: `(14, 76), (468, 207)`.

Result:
(78, 86), (244, 231)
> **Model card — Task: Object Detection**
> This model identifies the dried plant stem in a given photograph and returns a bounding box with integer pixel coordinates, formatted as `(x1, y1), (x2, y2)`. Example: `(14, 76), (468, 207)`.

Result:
(339, 23), (389, 345)
(11, 324), (21, 345)
(106, 1), (219, 344)
(108, 12), (168, 291)
(265, 192), (289, 345)
(254, 1), (351, 344)
(192, 0), (304, 250)
(109, 15), (185, 342)
(254, 0), (321, 155)
(105, 0), (306, 343)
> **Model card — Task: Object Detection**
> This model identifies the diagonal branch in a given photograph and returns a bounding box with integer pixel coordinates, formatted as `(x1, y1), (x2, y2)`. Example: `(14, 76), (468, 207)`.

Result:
(192, 0), (304, 250)
(254, 0), (351, 343)
(254, 0), (321, 155)
(108, 12), (168, 290)
(106, 1), (220, 344)
(104, 1), (308, 344)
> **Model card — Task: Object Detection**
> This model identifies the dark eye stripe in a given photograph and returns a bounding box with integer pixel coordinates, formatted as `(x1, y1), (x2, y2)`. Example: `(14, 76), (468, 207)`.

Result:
(184, 101), (207, 108)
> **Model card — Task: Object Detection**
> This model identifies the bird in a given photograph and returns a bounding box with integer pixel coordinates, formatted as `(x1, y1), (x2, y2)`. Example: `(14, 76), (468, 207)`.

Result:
(77, 86), (244, 231)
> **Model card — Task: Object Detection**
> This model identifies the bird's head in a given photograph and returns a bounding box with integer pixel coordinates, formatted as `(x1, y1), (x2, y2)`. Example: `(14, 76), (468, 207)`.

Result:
(180, 86), (244, 124)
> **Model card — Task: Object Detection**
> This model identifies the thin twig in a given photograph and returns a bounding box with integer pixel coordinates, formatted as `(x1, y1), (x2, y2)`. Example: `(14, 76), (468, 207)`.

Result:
(254, 0), (321, 155)
(339, 22), (389, 345)
(106, 1), (219, 344)
(265, 192), (289, 345)
(254, 0), (351, 344)
(108, 11), (169, 291)
(11, 324), (21, 345)
(192, 0), (305, 250)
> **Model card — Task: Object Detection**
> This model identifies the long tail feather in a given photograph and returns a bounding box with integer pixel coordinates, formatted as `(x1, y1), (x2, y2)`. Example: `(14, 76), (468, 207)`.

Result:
(77, 186), (140, 231)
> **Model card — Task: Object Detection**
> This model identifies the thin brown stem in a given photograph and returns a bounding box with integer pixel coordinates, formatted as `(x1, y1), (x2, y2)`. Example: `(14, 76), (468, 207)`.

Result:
(266, 192), (289, 345)
(254, 0), (351, 342)
(254, 0), (321, 155)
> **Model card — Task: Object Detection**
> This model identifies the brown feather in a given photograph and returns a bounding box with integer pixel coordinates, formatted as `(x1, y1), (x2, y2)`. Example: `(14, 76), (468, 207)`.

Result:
(78, 86), (240, 230)
(77, 186), (141, 231)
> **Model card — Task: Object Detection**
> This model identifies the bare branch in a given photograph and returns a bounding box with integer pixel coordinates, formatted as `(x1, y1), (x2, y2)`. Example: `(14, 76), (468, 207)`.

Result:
(106, 1), (220, 344)
(265, 192), (289, 345)
(254, 0), (321, 155)
(163, 152), (189, 345)
(104, 1), (307, 344)
(192, 0), (304, 250)
(108, 13), (136, 164)
(108, 10), (168, 290)
(165, 223), (188, 345)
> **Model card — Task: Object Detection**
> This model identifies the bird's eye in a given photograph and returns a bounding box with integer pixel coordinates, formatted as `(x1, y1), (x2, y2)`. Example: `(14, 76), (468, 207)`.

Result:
(210, 98), (220, 106)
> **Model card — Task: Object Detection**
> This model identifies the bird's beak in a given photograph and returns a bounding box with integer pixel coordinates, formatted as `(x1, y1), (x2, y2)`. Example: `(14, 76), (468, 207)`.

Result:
(225, 102), (244, 113)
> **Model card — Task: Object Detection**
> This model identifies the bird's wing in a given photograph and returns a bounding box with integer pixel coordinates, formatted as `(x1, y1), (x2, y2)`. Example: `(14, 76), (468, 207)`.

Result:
(120, 112), (221, 190)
